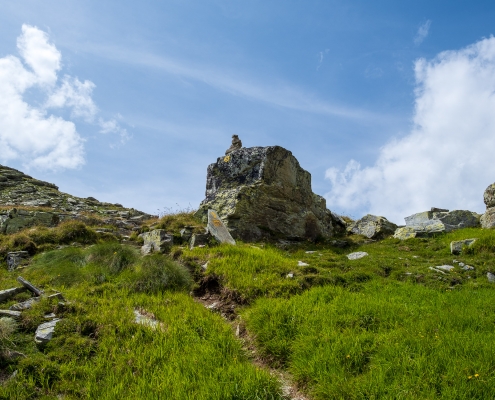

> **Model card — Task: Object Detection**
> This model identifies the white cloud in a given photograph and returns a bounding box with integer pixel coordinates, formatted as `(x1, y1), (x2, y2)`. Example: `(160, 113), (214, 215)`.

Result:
(0, 25), (128, 170)
(325, 36), (495, 223)
(414, 20), (431, 46)
(98, 117), (131, 146)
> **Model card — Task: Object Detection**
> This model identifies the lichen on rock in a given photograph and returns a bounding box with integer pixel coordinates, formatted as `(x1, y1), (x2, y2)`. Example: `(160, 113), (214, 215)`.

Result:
(195, 146), (344, 242)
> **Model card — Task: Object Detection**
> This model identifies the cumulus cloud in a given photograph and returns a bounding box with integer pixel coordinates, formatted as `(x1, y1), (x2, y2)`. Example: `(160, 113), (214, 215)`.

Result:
(414, 20), (431, 45)
(325, 36), (495, 223)
(0, 24), (128, 170)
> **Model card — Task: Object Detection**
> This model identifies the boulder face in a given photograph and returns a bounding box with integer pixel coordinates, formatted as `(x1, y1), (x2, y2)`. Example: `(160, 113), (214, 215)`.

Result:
(347, 214), (397, 239)
(394, 209), (480, 240)
(481, 183), (495, 229)
(195, 146), (343, 241)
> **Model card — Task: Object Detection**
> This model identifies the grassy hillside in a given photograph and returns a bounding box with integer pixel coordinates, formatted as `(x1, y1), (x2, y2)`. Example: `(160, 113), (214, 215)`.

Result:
(0, 214), (494, 399)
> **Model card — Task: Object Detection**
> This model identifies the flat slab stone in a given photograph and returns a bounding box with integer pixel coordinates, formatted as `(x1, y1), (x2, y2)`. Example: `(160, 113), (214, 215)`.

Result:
(207, 210), (236, 245)
(297, 261), (309, 266)
(347, 251), (368, 260)
(0, 309), (21, 319)
(0, 287), (27, 302)
(35, 319), (61, 344)
(435, 265), (455, 272)
(10, 297), (39, 311)
(487, 272), (495, 283)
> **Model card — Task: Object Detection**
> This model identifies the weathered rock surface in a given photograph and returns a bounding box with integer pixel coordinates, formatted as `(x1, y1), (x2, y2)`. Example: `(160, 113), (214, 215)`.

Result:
(480, 207), (495, 229)
(35, 319), (61, 344)
(0, 164), (153, 237)
(207, 209), (236, 245)
(7, 251), (29, 271)
(394, 209), (480, 239)
(487, 272), (495, 283)
(195, 146), (344, 242)
(450, 239), (477, 255)
(139, 229), (173, 254)
(0, 310), (22, 319)
(347, 214), (397, 239)
(189, 233), (210, 249)
(0, 287), (27, 302)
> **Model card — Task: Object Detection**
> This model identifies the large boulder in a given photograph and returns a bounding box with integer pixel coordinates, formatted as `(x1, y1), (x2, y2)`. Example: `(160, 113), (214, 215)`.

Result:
(195, 146), (344, 241)
(347, 214), (397, 239)
(481, 183), (495, 229)
(394, 209), (480, 239)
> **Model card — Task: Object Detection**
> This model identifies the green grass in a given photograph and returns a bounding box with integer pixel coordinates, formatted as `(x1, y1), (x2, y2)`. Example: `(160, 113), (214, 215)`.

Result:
(1, 222), (495, 399)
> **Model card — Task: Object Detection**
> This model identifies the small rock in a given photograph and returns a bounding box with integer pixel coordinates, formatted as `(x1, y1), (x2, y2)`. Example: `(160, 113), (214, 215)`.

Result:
(450, 239), (476, 255)
(462, 265), (474, 271)
(0, 310), (21, 319)
(35, 319), (61, 343)
(286, 273), (294, 279)
(207, 210), (236, 245)
(133, 309), (159, 329)
(190, 233), (210, 249)
(429, 267), (446, 274)
(9, 297), (39, 311)
(297, 261), (309, 266)
(435, 265), (455, 272)
(201, 262), (209, 271)
(44, 313), (57, 319)
(305, 251), (316, 254)
(458, 262), (465, 267)
(347, 252), (368, 260)
(47, 293), (66, 301)
(487, 272), (495, 283)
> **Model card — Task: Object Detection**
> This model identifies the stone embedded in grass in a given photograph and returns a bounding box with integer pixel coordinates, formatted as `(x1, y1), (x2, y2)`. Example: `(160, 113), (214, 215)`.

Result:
(207, 209), (236, 245)
(9, 297), (39, 311)
(0, 310), (21, 319)
(434, 265), (455, 272)
(347, 252), (368, 260)
(487, 272), (495, 283)
(0, 287), (27, 302)
(190, 233), (210, 249)
(450, 239), (477, 255)
(35, 319), (61, 344)
(298, 261), (309, 266)
(6, 251), (29, 271)
(462, 265), (474, 271)
(140, 229), (173, 254)
(286, 272), (294, 278)
(133, 309), (160, 330)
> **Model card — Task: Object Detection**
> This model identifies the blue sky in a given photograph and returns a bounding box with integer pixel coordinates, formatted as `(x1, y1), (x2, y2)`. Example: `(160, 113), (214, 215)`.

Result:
(1, 1), (495, 223)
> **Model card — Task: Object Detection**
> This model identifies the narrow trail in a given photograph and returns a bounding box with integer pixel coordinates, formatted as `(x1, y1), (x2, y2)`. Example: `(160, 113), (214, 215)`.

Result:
(192, 275), (310, 400)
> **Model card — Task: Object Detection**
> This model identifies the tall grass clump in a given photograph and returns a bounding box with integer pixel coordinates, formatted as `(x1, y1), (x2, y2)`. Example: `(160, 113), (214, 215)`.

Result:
(130, 255), (193, 294)
(0, 317), (17, 358)
(244, 280), (495, 399)
(85, 242), (139, 274)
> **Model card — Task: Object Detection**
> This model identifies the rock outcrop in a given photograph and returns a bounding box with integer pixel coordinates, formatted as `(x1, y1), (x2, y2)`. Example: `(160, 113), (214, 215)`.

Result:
(0, 164), (153, 237)
(347, 214), (397, 239)
(394, 209), (480, 239)
(481, 183), (495, 229)
(195, 146), (344, 241)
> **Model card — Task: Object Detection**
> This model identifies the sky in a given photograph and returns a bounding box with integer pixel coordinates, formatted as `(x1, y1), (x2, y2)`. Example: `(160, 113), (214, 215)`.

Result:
(1, 1), (495, 223)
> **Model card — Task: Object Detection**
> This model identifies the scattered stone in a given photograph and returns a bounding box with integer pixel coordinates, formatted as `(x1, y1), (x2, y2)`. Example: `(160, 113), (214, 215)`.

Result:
(0, 310), (21, 319)
(305, 251), (316, 254)
(347, 252), (368, 260)
(429, 267), (446, 274)
(286, 272), (294, 279)
(140, 229), (173, 254)
(9, 297), (39, 311)
(6, 251), (29, 271)
(462, 265), (474, 271)
(330, 239), (349, 248)
(207, 209), (236, 245)
(35, 319), (61, 344)
(207, 302), (220, 311)
(434, 265), (455, 272)
(225, 134), (243, 155)
(450, 239), (477, 255)
(17, 276), (43, 296)
(44, 313), (57, 319)
(347, 214), (398, 239)
(394, 210), (480, 239)
(180, 226), (194, 242)
(453, 260), (459, 263)
(47, 293), (66, 301)
(190, 233), (210, 249)
(487, 272), (495, 283)
(195, 146), (344, 242)
(297, 261), (309, 267)
(0, 287), (27, 302)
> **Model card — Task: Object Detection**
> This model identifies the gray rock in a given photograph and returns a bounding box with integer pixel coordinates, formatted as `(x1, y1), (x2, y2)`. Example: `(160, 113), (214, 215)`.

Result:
(180, 226), (193, 242)
(6, 251), (29, 271)
(34, 319), (61, 344)
(481, 207), (495, 229)
(0, 287), (27, 302)
(450, 239), (477, 255)
(9, 297), (39, 311)
(139, 229), (173, 254)
(431, 207), (449, 212)
(434, 265), (455, 272)
(195, 146), (343, 242)
(347, 214), (398, 239)
(429, 267), (446, 274)
(190, 233), (210, 249)
(487, 272), (495, 283)
(207, 209), (236, 245)
(297, 261), (309, 266)
(462, 265), (474, 271)
(394, 209), (480, 239)
(483, 183), (495, 208)
(347, 251), (368, 260)
(0, 310), (21, 319)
